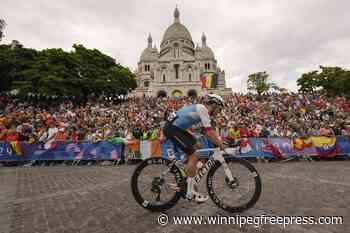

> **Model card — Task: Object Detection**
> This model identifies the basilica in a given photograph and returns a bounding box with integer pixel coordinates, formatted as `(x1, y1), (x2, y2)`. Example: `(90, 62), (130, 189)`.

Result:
(132, 7), (232, 97)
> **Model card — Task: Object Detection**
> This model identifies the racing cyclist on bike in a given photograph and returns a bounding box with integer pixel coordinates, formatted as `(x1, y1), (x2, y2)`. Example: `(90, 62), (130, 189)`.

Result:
(163, 94), (227, 203)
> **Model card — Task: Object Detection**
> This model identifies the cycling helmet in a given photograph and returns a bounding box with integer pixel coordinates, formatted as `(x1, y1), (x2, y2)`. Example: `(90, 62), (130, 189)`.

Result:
(205, 94), (225, 106)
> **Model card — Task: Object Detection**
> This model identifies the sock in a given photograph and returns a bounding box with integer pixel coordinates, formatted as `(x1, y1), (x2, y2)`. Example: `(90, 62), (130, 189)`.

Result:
(186, 177), (194, 198)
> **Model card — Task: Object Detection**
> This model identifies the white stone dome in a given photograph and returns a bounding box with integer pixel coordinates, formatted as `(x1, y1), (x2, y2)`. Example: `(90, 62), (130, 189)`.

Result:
(200, 46), (215, 59)
(161, 22), (193, 44)
(161, 7), (194, 46)
(140, 48), (158, 61)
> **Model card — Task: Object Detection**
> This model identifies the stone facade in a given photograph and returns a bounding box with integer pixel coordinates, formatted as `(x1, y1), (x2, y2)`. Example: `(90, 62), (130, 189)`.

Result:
(132, 7), (232, 97)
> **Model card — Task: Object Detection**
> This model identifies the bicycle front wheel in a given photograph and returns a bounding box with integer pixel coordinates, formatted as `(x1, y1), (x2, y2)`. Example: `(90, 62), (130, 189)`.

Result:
(207, 156), (262, 213)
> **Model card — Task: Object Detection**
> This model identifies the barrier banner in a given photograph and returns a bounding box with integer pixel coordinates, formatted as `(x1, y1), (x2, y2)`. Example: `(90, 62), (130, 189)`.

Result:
(0, 137), (349, 161)
(0, 141), (123, 161)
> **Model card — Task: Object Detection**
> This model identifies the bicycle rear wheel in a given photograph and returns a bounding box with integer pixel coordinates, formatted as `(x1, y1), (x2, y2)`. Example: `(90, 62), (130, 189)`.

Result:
(207, 156), (261, 213)
(131, 157), (184, 212)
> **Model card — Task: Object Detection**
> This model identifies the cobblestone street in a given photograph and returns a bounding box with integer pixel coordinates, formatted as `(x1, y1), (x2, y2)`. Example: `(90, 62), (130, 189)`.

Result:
(0, 161), (349, 233)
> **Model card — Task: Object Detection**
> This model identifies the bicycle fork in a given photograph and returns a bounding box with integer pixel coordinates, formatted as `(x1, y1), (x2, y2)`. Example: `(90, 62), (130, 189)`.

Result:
(213, 150), (234, 181)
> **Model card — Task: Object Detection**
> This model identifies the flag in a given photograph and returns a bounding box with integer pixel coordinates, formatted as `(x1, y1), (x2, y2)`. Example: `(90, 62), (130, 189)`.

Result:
(293, 138), (313, 150)
(206, 74), (213, 88)
(310, 136), (338, 158)
(127, 139), (140, 152)
(201, 73), (218, 88)
(212, 73), (218, 88)
(200, 75), (208, 88)
(140, 140), (151, 159)
(9, 141), (22, 156)
(150, 140), (162, 157)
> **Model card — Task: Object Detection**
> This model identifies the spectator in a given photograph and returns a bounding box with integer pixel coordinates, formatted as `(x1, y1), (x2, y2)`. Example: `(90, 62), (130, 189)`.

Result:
(0, 91), (349, 144)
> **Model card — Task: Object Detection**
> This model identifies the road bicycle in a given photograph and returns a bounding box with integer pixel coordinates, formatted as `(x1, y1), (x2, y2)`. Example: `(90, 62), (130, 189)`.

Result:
(131, 145), (262, 213)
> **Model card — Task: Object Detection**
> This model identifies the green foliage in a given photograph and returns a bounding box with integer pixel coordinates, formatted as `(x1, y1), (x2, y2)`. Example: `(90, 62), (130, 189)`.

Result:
(297, 66), (350, 97)
(247, 71), (277, 95)
(0, 43), (136, 97)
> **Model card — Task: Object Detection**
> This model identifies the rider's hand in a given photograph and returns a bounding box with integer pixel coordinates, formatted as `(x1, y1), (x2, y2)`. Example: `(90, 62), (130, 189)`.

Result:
(219, 144), (228, 154)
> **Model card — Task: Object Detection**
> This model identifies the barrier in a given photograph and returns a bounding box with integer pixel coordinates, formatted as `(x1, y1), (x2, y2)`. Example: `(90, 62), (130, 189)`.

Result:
(144, 136), (350, 160)
(0, 136), (349, 162)
(0, 141), (124, 161)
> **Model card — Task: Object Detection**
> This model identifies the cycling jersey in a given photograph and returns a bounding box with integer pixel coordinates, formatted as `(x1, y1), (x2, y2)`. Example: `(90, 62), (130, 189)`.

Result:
(172, 104), (211, 130)
(163, 104), (212, 155)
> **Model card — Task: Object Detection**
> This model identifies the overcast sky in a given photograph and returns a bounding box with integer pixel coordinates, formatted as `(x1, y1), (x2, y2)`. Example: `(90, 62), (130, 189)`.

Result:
(1, 0), (350, 92)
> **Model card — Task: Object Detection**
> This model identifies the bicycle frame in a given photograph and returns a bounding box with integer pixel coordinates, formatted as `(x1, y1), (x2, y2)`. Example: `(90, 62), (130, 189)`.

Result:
(162, 148), (235, 186)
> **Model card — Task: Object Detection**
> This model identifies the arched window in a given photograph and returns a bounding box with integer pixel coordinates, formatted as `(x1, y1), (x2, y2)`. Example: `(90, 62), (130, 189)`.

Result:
(144, 81), (149, 87)
(174, 64), (179, 79)
(208, 63), (211, 70)
(174, 43), (179, 58)
(163, 74), (166, 83)
(189, 74), (192, 82)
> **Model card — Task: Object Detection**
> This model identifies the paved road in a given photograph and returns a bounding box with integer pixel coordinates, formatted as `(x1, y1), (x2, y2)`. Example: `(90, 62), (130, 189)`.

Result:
(0, 161), (349, 233)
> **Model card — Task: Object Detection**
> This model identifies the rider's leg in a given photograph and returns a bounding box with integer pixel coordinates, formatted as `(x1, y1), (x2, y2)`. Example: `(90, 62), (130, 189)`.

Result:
(185, 152), (199, 177)
(184, 152), (198, 199)
(184, 144), (208, 203)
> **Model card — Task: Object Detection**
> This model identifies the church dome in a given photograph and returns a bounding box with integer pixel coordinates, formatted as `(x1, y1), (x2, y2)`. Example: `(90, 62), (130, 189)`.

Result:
(200, 46), (215, 59)
(162, 23), (193, 44)
(140, 48), (158, 61)
(140, 34), (158, 61)
(161, 7), (193, 46)
(197, 33), (215, 59)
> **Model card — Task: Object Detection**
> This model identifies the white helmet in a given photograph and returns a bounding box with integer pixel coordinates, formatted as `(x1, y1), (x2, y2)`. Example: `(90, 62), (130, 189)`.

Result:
(205, 94), (225, 106)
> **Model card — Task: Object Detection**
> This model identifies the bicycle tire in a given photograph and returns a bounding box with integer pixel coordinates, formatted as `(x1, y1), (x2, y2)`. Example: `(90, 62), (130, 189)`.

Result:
(131, 157), (184, 212)
(206, 156), (262, 213)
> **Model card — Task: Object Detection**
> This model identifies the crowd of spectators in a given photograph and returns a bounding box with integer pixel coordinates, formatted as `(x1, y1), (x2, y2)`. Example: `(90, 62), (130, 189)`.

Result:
(1, 92), (350, 145)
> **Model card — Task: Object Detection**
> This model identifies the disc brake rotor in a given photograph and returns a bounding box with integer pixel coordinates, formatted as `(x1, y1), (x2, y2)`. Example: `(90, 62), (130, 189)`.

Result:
(151, 177), (165, 194)
(225, 177), (239, 189)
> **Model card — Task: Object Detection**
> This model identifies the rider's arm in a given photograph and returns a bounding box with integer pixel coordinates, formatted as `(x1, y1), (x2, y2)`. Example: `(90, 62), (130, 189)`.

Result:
(203, 128), (226, 151)
(197, 104), (226, 151)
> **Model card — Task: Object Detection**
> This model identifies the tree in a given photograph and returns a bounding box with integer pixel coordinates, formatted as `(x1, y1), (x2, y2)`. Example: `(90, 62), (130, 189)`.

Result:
(247, 71), (275, 95)
(0, 44), (38, 92)
(0, 19), (5, 42)
(296, 71), (320, 92)
(297, 66), (350, 97)
(0, 42), (136, 97)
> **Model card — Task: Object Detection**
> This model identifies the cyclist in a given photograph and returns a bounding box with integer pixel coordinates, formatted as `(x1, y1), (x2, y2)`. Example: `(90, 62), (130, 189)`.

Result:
(163, 94), (227, 203)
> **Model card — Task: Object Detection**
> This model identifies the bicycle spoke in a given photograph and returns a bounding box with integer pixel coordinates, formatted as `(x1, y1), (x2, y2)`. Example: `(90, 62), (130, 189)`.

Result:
(207, 159), (261, 212)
